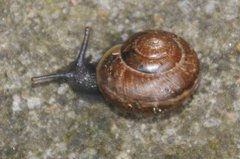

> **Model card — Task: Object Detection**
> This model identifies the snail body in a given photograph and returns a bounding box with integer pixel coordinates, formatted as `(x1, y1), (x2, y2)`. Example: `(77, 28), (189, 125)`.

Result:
(32, 27), (200, 114)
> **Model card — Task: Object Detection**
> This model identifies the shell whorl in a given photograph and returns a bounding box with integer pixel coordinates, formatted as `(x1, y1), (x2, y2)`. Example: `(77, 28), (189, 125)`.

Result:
(121, 30), (185, 74)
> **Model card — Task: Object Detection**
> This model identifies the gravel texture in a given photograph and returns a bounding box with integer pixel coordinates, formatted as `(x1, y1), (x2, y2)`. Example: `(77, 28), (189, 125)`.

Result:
(0, 0), (240, 158)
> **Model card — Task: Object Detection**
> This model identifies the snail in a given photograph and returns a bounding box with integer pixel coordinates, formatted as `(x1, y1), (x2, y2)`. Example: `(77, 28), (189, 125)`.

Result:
(32, 27), (200, 114)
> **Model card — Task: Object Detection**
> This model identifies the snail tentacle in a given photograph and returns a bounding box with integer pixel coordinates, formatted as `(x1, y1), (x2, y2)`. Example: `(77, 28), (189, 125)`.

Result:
(32, 27), (98, 93)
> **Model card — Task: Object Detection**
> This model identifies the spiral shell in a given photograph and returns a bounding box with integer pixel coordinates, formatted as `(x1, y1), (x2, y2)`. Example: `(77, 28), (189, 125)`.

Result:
(96, 30), (200, 113)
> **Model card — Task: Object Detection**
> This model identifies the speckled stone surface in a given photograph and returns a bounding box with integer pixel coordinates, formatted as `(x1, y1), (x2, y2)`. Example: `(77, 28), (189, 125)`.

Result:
(1, 0), (240, 158)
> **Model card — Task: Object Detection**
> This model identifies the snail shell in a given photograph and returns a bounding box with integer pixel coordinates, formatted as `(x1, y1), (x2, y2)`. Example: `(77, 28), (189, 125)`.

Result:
(96, 30), (200, 113)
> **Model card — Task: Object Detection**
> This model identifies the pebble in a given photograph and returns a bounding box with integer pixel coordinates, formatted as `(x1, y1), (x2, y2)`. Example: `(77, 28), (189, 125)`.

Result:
(235, 42), (240, 52)
(12, 94), (22, 112)
(27, 97), (42, 109)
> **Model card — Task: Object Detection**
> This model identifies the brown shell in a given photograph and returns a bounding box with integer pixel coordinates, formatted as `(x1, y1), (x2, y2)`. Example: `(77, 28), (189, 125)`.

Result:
(96, 30), (200, 114)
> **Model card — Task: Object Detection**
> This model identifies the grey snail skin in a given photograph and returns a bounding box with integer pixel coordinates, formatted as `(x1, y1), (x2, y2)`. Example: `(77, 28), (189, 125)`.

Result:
(32, 27), (200, 114)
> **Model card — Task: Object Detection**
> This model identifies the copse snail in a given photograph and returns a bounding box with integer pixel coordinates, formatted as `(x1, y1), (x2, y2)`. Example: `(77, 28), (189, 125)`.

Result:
(32, 27), (200, 114)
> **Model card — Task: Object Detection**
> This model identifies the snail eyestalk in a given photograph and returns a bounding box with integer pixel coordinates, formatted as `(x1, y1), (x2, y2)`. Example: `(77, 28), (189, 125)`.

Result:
(31, 27), (98, 92)
(77, 27), (91, 66)
(31, 72), (73, 84)
(31, 27), (92, 85)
